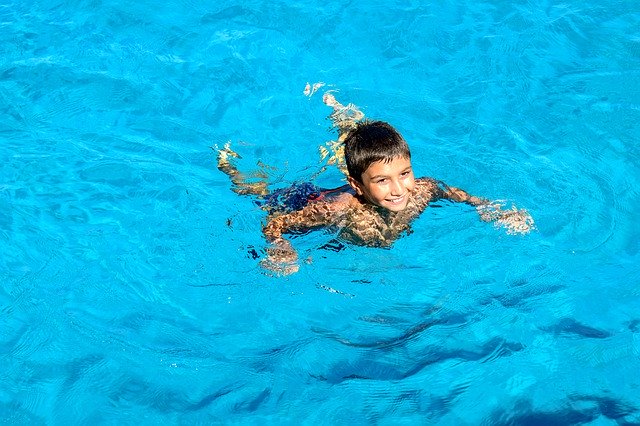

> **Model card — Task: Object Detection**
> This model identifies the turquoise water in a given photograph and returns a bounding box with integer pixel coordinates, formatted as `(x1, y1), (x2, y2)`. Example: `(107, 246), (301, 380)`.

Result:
(2, 0), (640, 423)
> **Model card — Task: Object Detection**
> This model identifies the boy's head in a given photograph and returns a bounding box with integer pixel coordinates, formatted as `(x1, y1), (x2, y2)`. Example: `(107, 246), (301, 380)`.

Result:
(344, 120), (411, 183)
(344, 120), (415, 212)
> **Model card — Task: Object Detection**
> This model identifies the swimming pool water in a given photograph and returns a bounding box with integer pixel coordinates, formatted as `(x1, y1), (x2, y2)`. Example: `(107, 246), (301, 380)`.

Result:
(2, 0), (640, 423)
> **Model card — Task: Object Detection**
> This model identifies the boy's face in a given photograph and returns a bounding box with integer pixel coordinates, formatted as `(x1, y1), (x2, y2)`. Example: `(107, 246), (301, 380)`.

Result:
(348, 156), (415, 212)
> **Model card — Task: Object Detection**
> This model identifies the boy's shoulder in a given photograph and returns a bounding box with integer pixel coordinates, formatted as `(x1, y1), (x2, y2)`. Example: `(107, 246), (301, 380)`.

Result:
(414, 177), (442, 194)
(291, 188), (350, 210)
(317, 190), (359, 210)
(415, 176), (439, 186)
(305, 190), (366, 217)
(410, 177), (446, 207)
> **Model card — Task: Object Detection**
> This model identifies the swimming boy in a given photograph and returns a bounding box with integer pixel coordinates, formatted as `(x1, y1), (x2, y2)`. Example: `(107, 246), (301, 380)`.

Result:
(217, 93), (534, 274)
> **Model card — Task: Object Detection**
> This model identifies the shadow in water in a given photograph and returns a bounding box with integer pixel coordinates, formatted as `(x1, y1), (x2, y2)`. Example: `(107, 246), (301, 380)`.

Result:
(540, 317), (612, 339)
(317, 337), (524, 384)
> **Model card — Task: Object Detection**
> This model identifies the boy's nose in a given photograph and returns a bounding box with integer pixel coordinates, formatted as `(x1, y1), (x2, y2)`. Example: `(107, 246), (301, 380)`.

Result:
(390, 179), (403, 195)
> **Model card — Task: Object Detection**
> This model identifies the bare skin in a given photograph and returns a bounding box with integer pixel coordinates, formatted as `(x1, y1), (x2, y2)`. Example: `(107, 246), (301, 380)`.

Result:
(217, 146), (270, 197)
(264, 177), (451, 246)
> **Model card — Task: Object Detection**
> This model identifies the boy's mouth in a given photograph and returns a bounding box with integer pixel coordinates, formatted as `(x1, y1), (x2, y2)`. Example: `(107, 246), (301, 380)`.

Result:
(386, 194), (406, 205)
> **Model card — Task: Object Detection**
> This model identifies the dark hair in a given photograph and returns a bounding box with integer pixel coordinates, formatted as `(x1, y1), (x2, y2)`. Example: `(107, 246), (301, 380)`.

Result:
(344, 120), (411, 182)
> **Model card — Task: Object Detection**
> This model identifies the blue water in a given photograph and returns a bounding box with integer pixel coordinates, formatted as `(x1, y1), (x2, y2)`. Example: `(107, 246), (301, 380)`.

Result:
(2, 0), (640, 423)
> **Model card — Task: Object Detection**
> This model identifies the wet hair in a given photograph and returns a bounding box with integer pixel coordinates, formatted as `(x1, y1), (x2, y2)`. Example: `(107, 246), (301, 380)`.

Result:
(344, 120), (411, 182)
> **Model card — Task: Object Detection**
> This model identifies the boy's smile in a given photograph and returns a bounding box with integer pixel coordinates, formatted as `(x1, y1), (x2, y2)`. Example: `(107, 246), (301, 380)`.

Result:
(349, 156), (415, 212)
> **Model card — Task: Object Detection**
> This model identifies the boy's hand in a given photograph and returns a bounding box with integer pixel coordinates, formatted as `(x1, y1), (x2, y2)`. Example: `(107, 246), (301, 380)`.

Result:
(476, 202), (504, 222)
(261, 239), (299, 275)
(476, 203), (535, 235)
(496, 207), (535, 235)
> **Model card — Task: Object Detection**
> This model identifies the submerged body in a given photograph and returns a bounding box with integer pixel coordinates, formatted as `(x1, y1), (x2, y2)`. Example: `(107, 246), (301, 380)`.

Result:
(257, 152), (532, 274)
(264, 176), (459, 248)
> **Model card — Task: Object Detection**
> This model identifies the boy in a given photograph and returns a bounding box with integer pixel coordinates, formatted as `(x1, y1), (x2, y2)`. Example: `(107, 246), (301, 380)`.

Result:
(217, 93), (534, 275)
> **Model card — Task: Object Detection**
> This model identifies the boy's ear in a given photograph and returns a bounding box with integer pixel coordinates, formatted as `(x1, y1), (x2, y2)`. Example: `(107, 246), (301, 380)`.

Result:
(347, 176), (363, 196)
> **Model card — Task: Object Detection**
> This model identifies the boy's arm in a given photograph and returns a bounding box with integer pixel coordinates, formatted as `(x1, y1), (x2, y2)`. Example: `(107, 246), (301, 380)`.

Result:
(262, 201), (341, 274)
(433, 180), (534, 235)
(438, 183), (488, 207)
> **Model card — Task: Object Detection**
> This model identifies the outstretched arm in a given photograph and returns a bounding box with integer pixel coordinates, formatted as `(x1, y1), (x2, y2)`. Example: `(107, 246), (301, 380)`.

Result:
(436, 181), (535, 235)
(262, 201), (341, 274)
(439, 184), (488, 207)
